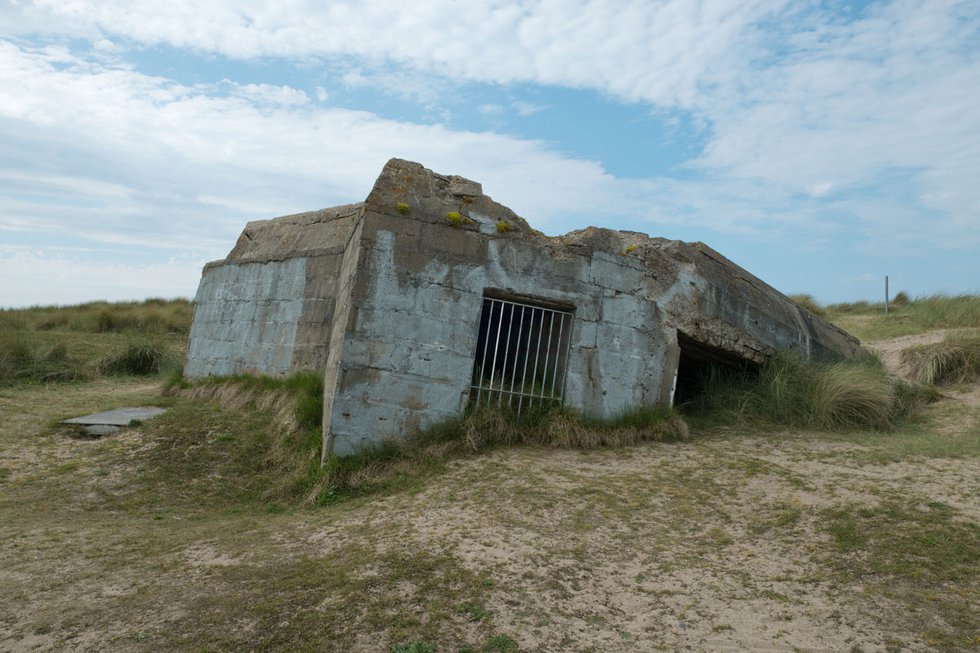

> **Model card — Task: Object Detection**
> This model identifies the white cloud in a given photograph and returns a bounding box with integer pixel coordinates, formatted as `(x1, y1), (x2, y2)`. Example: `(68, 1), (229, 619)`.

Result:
(512, 100), (547, 117)
(226, 82), (309, 106)
(4, 0), (780, 108)
(0, 1), (978, 304)
(0, 39), (653, 255)
(0, 250), (201, 307)
(478, 103), (503, 115)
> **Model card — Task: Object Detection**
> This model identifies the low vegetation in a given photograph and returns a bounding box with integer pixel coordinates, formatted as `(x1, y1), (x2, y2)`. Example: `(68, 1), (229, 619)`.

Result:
(0, 327), (87, 383)
(684, 352), (936, 431)
(9, 298), (194, 334)
(903, 333), (980, 385)
(163, 372), (325, 506)
(823, 292), (980, 341)
(787, 293), (826, 316)
(0, 299), (189, 384)
(321, 405), (689, 502)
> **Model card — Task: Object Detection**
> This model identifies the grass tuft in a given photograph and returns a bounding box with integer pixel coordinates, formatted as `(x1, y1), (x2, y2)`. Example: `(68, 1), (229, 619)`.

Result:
(0, 299), (191, 385)
(391, 642), (437, 653)
(0, 327), (87, 384)
(788, 293), (826, 316)
(687, 352), (933, 430)
(320, 405), (688, 500)
(902, 334), (980, 385)
(891, 290), (911, 306)
(166, 372), (326, 504)
(98, 341), (171, 376)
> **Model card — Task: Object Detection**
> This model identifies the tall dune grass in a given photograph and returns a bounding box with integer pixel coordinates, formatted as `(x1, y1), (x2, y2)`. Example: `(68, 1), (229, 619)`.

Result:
(902, 334), (980, 385)
(0, 326), (86, 383)
(0, 299), (191, 384)
(24, 298), (194, 334)
(788, 294), (826, 316)
(689, 353), (934, 430)
(825, 293), (980, 341)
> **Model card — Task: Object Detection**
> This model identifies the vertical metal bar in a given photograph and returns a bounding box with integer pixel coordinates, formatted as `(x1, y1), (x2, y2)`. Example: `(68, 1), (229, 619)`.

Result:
(475, 298), (493, 405)
(518, 306), (535, 416)
(884, 275), (889, 316)
(528, 306), (545, 409)
(509, 305), (525, 412)
(552, 311), (565, 404)
(540, 310), (555, 403)
(497, 302), (515, 407)
(486, 299), (504, 406)
(558, 313), (573, 403)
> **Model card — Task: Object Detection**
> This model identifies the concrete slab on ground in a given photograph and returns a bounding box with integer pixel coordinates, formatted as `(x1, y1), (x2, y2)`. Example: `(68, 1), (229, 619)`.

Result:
(62, 407), (167, 436)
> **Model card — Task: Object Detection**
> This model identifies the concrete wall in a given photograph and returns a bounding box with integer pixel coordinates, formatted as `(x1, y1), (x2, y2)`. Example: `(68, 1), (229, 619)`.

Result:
(322, 187), (669, 456)
(185, 205), (363, 378)
(185, 258), (307, 377)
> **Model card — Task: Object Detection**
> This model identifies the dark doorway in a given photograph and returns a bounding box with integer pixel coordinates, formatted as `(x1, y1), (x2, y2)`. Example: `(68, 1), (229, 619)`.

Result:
(673, 332), (757, 405)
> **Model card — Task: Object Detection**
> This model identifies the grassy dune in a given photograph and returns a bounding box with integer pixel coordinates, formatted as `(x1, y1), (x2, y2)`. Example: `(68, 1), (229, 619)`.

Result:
(0, 299), (190, 384)
(823, 292), (980, 341)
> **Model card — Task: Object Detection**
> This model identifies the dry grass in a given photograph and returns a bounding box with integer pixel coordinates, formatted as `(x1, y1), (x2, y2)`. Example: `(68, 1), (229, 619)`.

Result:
(903, 334), (980, 385)
(2, 374), (977, 652)
(167, 373), (325, 504)
(787, 293), (826, 316)
(688, 352), (933, 431)
(2, 295), (979, 651)
(16, 298), (194, 335)
(460, 405), (688, 449)
(0, 300), (189, 385)
(320, 406), (689, 501)
(827, 293), (980, 341)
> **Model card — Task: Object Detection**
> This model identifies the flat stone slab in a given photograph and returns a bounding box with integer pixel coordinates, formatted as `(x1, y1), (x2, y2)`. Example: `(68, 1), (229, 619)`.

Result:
(63, 407), (167, 427)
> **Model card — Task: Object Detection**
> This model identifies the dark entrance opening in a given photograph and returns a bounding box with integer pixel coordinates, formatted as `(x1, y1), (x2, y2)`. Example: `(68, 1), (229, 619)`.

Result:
(673, 331), (758, 406)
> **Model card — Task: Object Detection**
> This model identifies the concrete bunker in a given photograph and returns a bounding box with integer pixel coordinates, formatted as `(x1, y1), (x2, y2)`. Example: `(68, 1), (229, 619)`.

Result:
(185, 158), (861, 459)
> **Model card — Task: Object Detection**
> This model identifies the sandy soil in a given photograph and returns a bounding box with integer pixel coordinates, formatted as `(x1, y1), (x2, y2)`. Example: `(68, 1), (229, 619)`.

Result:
(0, 345), (977, 652)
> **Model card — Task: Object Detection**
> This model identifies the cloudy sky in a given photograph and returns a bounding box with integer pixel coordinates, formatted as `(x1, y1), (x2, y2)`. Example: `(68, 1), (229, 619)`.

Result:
(1, 0), (978, 308)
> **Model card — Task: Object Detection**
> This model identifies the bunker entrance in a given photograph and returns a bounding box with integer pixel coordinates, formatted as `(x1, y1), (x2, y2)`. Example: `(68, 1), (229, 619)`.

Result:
(673, 331), (758, 406)
(470, 292), (574, 415)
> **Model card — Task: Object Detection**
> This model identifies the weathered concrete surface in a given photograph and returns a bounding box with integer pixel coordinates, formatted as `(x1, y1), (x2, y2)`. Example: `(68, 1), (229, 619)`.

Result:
(185, 158), (861, 459)
(62, 407), (168, 426)
(62, 407), (167, 437)
(186, 205), (362, 378)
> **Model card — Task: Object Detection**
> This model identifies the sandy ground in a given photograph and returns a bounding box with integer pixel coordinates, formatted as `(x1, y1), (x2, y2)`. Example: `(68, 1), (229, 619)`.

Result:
(0, 335), (977, 652)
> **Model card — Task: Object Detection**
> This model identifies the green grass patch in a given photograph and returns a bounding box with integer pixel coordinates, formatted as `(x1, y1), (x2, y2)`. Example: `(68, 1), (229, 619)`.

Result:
(0, 299), (190, 385)
(826, 293), (980, 341)
(167, 549), (495, 652)
(153, 372), (326, 508)
(0, 327), (88, 384)
(824, 500), (979, 650)
(685, 352), (934, 431)
(97, 340), (175, 376)
(4, 298), (193, 335)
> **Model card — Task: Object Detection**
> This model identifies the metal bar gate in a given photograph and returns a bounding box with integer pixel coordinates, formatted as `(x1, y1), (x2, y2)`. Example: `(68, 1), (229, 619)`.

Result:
(469, 296), (574, 415)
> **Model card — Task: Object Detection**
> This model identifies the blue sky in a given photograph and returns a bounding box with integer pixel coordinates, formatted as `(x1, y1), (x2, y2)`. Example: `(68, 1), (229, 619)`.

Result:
(1, 0), (978, 308)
